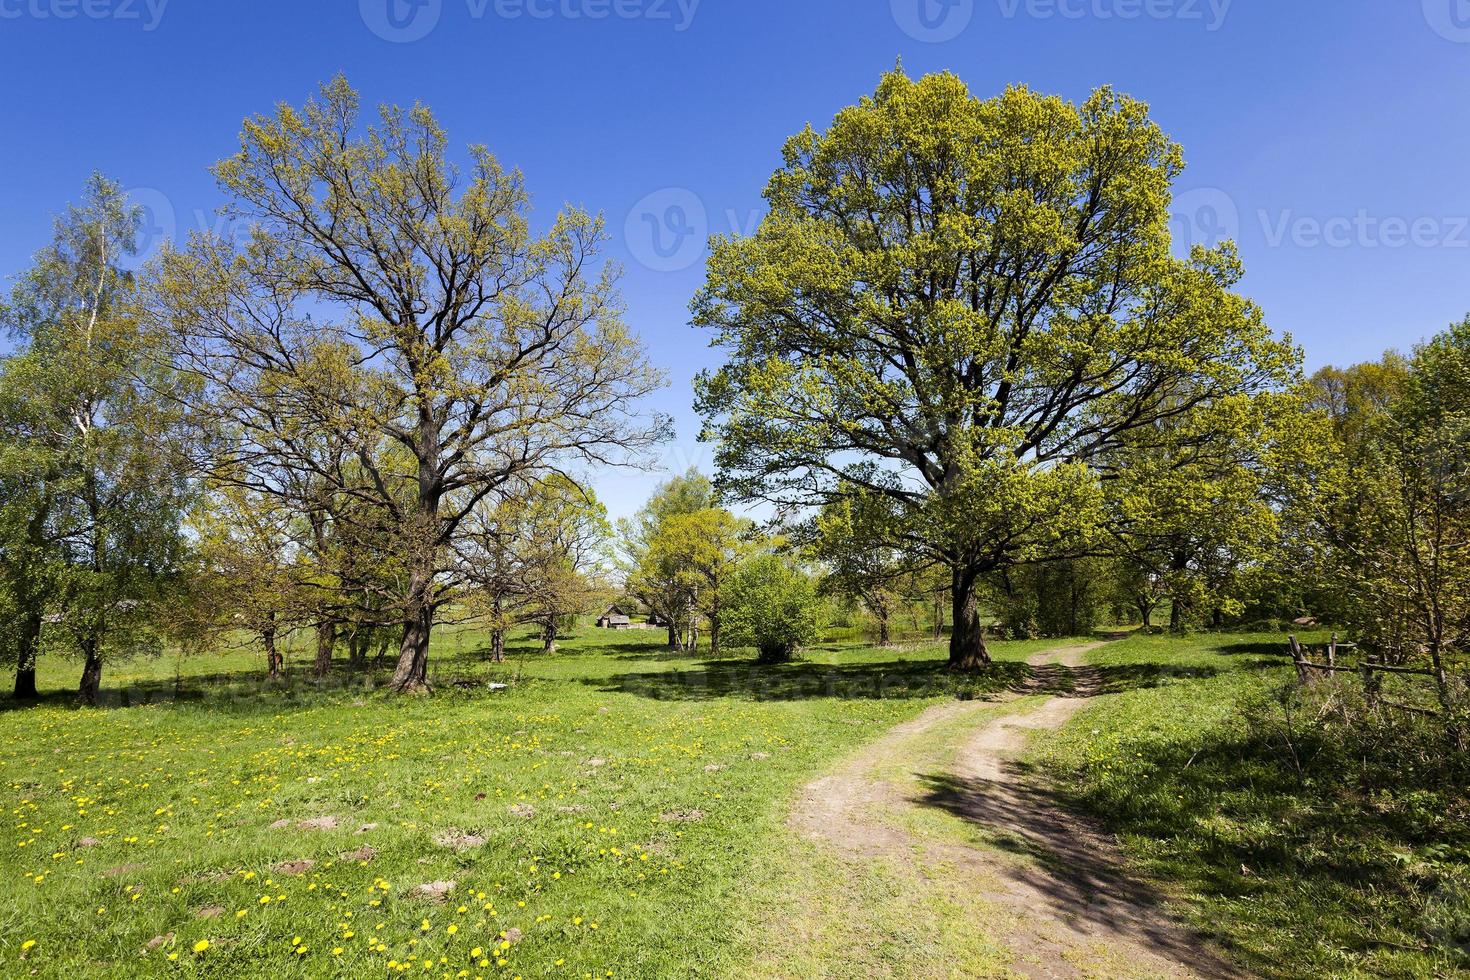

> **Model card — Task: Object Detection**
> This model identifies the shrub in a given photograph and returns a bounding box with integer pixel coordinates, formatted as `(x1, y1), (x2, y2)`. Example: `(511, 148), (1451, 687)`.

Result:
(720, 555), (822, 664)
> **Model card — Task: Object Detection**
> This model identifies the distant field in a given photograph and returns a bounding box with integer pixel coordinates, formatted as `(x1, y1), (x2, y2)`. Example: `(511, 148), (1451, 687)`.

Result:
(0, 627), (1048, 978)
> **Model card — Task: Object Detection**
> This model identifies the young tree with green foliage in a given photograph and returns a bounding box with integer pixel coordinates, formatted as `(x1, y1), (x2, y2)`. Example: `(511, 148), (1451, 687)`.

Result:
(0, 398), (58, 699)
(149, 77), (668, 691)
(719, 554), (822, 664)
(1325, 322), (1470, 733)
(812, 493), (921, 647)
(693, 68), (1297, 669)
(642, 506), (751, 655)
(463, 475), (610, 658)
(619, 469), (715, 650)
(1, 174), (195, 704)
(1102, 392), (1304, 631)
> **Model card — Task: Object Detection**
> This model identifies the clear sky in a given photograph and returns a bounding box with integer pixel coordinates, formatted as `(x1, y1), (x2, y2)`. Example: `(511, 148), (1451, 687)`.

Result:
(2, 1), (1468, 520)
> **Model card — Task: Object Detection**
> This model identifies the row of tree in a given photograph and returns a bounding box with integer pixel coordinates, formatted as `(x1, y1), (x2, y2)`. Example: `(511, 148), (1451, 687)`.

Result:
(2, 67), (1464, 720)
(0, 78), (672, 702)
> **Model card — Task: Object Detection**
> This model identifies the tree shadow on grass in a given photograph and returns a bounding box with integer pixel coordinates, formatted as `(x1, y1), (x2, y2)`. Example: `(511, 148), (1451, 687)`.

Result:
(585, 656), (1032, 702)
(963, 713), (1470, 977)
(912, 764), (1243, 979)
(1087, 662), (1226, 694)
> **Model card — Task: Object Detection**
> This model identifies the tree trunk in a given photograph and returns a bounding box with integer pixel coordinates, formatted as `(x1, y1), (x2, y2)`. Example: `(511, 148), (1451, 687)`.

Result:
(391, 571), (434, 692)
(263, 622), (281, 679)
(542, 617), (557, 653)
(1139, 603), (1153, 630)
(948, 565), (991, 670)
(933, 592), (945, 641)
(348, 629), (367, 669)
(314, 621), (336, 678)
(1168, 551), (1189, 632)
(667, 624), (680, 651)
(78, 637), (103, 706)
(13, 612), (41, 699)
(490, 628), (506, 663)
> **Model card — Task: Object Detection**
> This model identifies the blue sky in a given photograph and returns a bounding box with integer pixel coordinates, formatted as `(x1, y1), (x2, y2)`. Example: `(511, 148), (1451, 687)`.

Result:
(2, 1), (1469, 519)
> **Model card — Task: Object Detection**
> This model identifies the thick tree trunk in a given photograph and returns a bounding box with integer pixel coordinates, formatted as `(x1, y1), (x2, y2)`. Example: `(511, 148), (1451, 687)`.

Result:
(13, 612), (41, 699)
(78, 637), (103, 707)
(667, 624), (680, 651)
(490, 629), (506, 663)
(542, 617), (557, 653)
(1139, 603), (1153, 630)
(313, 622), (336, 678)
(392, 601), (433, 692)
(948, 565), (991, 670)
(348, 630), (368, 669)
(708, 618), (720, 658)
(392, 563), (435, 691)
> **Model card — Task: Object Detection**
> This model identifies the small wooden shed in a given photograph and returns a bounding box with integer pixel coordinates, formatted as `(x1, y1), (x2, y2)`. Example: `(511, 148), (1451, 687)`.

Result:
(597, 605), (632, 629)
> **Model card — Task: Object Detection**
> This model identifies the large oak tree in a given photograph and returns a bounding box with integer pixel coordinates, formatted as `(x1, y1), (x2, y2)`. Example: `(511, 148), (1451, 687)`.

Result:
(694, 69), (1297, 668)
(151, 77), (668, 691)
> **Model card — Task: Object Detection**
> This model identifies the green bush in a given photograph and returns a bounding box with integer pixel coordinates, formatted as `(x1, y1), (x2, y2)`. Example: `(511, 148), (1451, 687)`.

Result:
(720, 555), (823, 663)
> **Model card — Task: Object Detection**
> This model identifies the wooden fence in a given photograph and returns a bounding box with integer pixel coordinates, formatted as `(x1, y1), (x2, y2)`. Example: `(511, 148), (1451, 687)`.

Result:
(1288, 634), (1445, 718)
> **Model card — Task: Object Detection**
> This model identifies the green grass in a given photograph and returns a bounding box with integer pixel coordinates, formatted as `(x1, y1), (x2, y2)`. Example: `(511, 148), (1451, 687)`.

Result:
(0, 626), (1048, 979)
(1033, 631), (1470, 980)
(11, 628), (1465, 978)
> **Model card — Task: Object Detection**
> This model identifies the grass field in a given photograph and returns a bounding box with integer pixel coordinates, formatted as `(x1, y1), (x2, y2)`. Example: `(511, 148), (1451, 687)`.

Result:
(1033, 632), (1470, 980)
(0, 626), (1048, 979)
(5, 628), (1467, 978)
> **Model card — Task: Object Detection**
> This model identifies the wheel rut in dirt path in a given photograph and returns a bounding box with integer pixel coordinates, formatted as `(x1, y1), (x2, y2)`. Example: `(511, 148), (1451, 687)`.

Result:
(787, 641), (1243, 979)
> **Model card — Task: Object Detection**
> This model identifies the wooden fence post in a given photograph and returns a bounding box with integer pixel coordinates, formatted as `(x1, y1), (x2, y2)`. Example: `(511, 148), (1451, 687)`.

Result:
(1360, 659), (1379, 708)
(1289, 635), (1307, 683)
